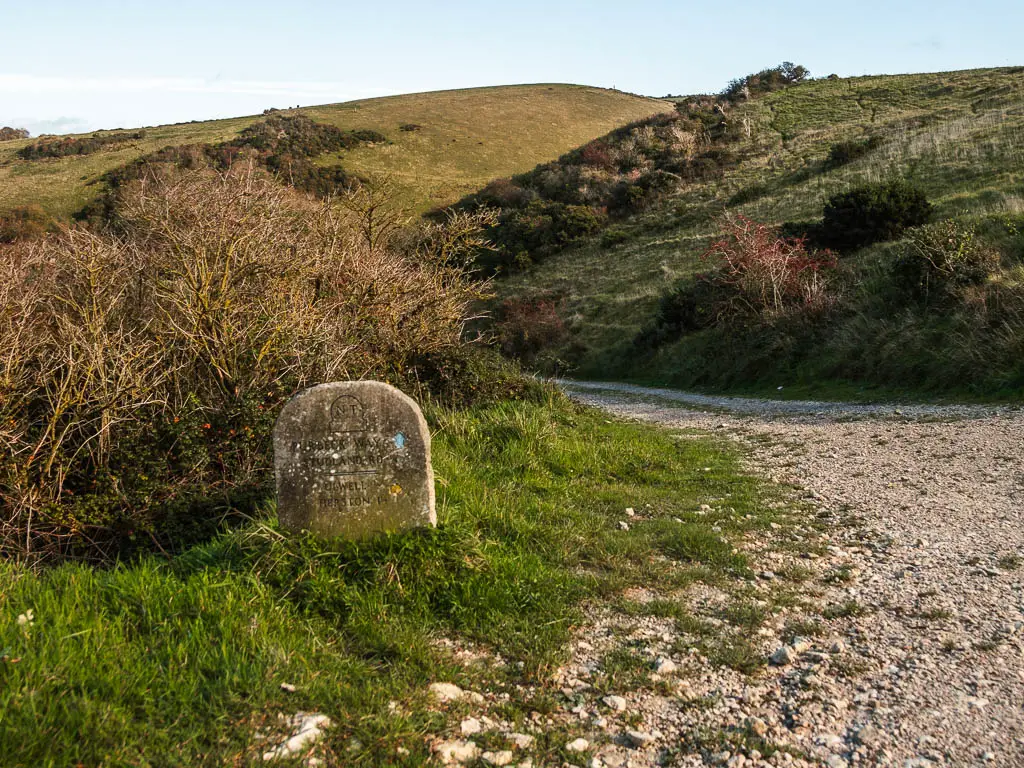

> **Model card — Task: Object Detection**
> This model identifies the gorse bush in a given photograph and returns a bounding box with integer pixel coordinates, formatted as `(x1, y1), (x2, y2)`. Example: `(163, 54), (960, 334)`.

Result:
(450, 65), (811, 275)
(818, 180), (933, 252)
(474, 200), (607, 272)
(0, 166), (490, 560)
(455, 106), (742, 273)
(233, 115), (384, 159)
(892, 219), (1000, 304)
(17, 131), (146, 160)
(450, 65), (815, 275)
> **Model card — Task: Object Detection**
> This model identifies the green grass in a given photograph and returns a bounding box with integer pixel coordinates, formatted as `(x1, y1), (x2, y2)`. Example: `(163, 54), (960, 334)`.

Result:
(0, 84), (670, 219)
(0, 394), (781, 766)
(492, 67), (1024, 398)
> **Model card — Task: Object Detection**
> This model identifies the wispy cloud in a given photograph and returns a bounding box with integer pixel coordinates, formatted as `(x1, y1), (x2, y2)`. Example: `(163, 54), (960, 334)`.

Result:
(0, 74), (386, 100)
(13, 116), (92, 136)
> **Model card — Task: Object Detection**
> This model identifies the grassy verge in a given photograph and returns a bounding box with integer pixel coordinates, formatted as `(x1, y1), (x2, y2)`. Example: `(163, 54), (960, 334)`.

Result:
(0, 393), (783, 766)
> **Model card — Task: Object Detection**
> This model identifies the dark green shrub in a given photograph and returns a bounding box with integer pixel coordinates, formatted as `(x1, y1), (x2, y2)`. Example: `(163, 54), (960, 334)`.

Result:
(609, 181), (649, 212)
(892, 220), (1000, 304)
(824, 136), (883, 170)
(819, 180), (933, 252)
(401, 346), (542, 407)
(601, 228), (629, 248)
(477, 201), (605, 273)
(399, 123), (423, 132)
(722, 62), (810, 102)
(75, 117), (384, 227)
(553, 204), (606, 243)
(17, 131), (146, 160)
(638, 275), (731, 347)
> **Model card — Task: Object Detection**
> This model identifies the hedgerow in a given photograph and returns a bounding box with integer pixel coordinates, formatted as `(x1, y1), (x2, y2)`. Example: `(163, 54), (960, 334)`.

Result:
(17, 131), (146, 160)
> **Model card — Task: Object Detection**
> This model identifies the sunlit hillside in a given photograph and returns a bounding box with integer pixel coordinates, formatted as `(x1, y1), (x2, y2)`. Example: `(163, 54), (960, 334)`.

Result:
(0, 84), (671, 217)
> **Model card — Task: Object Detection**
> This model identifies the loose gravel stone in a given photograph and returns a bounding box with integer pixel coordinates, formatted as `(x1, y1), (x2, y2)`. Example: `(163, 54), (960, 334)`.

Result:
(626, 730), (655, 748)
(746, 716), (769, 736)
(654, 657), (677, 675)
(566, 738), (590, 752)
(482, 750), (514, 766)
(261, 713), (332, 762)
(561, 380), (1024, 767)
(434, 740), (480, 764)
(428, 682), (464, 703)
(508, 733), (534, 749)
(603, 695), (628, 711)
(771, 645), (795, 665)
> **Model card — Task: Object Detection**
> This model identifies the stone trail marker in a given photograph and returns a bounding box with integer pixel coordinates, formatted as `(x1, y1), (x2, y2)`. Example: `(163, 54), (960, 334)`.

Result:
(273, 381), (435, 539)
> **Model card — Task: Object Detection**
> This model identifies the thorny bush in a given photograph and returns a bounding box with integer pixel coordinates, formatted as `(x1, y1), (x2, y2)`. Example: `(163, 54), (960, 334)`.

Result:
(703, 215), (837, 316)
(636, 216), (836, 348)
(0, 166), (492, 560)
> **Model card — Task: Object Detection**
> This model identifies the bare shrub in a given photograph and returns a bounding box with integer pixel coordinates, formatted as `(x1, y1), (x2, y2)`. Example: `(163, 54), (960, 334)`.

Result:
(703, 215), (837, 316)
(494, 294), (569, 363)
(0, 165), (489, 560)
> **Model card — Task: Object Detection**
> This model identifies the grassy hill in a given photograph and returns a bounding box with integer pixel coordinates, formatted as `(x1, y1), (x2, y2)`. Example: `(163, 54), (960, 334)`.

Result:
(0, 84), (671, 218)
(487, 67), (1024, 397)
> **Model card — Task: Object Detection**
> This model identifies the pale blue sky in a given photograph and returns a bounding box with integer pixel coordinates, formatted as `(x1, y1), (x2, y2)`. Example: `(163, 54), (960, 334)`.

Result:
(1, 0), (1020, 135)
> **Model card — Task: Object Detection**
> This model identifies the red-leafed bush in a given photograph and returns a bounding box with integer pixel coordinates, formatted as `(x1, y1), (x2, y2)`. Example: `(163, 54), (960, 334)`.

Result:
(495, 294), (569, 363)
(703, 215), (836, 315)
(580, 141), (614, 170)
(636, 216), (837, 349)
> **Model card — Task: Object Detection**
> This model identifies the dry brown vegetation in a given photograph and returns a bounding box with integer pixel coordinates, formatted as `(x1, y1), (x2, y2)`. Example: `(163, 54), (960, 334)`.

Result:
(0, 164), (494, 559)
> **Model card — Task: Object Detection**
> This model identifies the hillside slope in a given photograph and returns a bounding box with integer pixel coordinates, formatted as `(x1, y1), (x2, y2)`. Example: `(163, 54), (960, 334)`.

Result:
(488, 67), (1024, 396)
(0, 84), (670, 218)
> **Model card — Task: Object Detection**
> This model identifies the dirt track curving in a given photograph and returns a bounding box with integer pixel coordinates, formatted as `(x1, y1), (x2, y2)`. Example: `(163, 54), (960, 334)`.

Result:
(562, 380), (1024, 768)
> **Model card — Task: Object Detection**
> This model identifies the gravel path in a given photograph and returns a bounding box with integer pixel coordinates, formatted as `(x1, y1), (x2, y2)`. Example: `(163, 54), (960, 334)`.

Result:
(560, 381), (1024, 768)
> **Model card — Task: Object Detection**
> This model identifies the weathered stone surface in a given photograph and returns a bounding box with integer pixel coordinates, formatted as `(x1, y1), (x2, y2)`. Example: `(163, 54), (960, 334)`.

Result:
(274, 381), (435, 539)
